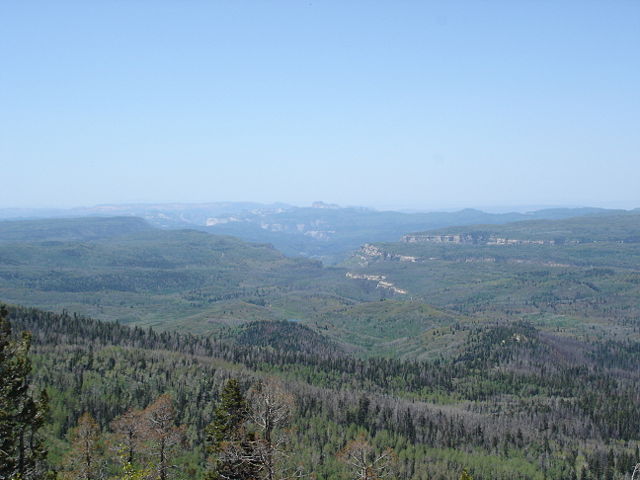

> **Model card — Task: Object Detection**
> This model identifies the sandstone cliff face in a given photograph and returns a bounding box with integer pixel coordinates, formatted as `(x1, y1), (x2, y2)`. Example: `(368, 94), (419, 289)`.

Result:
(401, 233), (565, 246)
(355, 244), (417, 265)
(346, 272), (385, 282)
(402, 233), (475, 244)
(354, 243), (572, 269)
(345, 272), (407, 295)
(205, 216), (241, 226)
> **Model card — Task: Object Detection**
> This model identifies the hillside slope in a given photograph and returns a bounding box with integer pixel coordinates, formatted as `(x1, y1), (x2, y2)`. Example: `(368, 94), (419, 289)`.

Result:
(0, 216), (153, 243)
(342, 212), (640, 343)
(6, 303), (640, 479)
(0, 218), (378, 330)
(4, 213), (640, 357)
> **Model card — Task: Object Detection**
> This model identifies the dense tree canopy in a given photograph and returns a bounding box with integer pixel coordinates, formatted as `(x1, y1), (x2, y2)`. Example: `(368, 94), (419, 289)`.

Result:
(1, 304), (640, 479)
(0, 306), (49, 479)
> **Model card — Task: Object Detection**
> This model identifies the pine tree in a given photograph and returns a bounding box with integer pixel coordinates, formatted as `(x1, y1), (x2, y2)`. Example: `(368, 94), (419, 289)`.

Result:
(205, 378), (258, 480)
(206, 379), (249, 451)
(0, 305), (49, 479)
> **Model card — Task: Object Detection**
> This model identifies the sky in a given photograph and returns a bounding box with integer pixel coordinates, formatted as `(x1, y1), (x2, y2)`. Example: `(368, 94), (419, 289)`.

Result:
(1, 1), (639, 211)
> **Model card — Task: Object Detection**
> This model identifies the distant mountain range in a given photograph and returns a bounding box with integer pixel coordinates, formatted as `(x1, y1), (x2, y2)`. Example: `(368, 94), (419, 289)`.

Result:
(0, 202), (632, 263)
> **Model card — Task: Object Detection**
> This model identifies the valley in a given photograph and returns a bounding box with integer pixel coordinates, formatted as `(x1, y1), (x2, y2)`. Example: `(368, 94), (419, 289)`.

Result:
(2, 210), (640, 479)
(1, 203), (623, 263)
(2, 210), (640, 357)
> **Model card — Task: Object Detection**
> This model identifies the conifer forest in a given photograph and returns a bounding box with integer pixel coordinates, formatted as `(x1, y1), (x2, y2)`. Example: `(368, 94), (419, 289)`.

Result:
(2, 212), (640, 480)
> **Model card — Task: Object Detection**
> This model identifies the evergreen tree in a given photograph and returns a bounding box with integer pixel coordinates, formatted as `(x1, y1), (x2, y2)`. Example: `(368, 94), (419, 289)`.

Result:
(206, 379), (249, 451)
(205, 378), (258, 480)
(0, 305), (49, 479)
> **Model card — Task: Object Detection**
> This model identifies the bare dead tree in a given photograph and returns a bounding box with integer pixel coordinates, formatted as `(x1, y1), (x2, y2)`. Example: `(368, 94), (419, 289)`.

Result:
(338, 434), (396, 480)
(143, 394), (184, 480)
(247, 379), (305, 480)
(110, 407), (145, 465)
(61, 413), (103, 480)
(632, 462), (640, 480)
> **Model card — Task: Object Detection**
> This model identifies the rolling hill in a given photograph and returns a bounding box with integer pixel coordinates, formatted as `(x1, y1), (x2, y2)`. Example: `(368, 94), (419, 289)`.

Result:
(0, 217), (379, 331)
(3, 212), (640, 358)
(6, 302), (640, 479)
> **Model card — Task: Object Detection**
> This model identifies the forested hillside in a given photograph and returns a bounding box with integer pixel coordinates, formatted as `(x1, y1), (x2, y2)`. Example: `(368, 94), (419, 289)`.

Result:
(0, 217), (154, 243)
(3, 304), (640, 479)
(402, 212), (640, 244)
(3, 213), (640, 359)
(339, 213), (640, 353)
(0, 218), (378, 331)
(2, 212), (640, 479)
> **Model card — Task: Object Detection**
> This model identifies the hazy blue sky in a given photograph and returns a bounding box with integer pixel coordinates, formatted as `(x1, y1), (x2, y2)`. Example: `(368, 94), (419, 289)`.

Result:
(1, 1), (639, 210)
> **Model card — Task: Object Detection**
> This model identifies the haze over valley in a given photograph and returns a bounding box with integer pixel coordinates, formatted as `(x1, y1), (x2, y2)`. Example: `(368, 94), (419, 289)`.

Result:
(0, 201), (628, 263)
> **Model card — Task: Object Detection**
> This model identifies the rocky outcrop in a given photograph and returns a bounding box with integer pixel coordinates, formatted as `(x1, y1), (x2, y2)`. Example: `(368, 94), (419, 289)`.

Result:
(354, 244), (572, 269)
(403, 233), (477, 244)
(346, 272), (407, 295)
(346, 272), (386, 282)
(360, 243), (385, 257)
(205, 217), (241, 226)
(355, 244), (418, 265)
(377, 281), (408, 295)
(402, 233), (564, 246)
